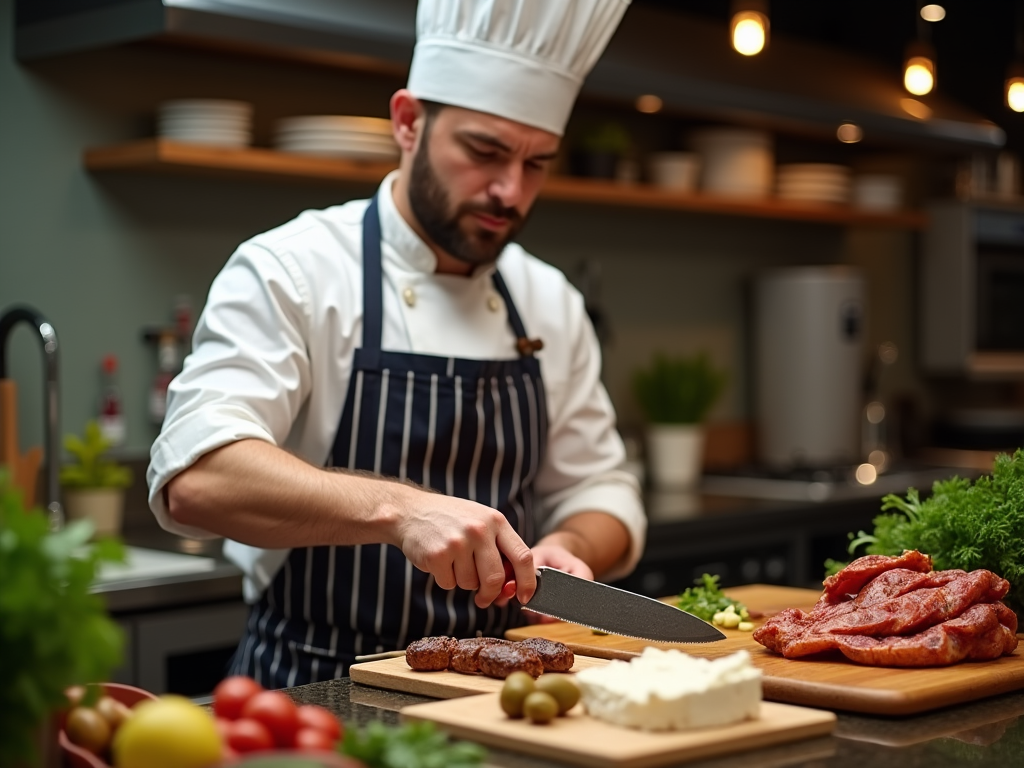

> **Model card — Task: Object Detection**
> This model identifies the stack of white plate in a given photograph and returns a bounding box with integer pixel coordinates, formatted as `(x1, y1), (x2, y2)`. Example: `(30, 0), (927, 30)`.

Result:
(776, 164), (851, 204)
(274, 116), (398, 161)
(691, 128), (774, 198)
(157, 99), (253, 147)
(852, 174), (903, 211)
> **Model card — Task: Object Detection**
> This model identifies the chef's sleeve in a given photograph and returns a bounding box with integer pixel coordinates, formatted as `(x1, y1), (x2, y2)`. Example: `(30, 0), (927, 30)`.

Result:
(533, 289), (646, 583)
(147, 242), (312, 538)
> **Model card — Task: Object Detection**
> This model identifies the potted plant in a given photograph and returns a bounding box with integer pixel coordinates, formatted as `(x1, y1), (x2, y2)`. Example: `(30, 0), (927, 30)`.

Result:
(570, 122), (632, 179)
(0, 470), (124, 767)
(632, 352), (728, 489)
(60, 421), (133, 539)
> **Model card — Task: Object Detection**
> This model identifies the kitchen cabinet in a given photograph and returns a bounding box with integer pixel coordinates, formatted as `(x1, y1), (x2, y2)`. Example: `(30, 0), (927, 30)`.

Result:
(84, 139), (927, 229)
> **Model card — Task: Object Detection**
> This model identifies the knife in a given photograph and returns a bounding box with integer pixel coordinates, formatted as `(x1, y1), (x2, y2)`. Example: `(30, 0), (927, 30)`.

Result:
(522, 566), (726, 643)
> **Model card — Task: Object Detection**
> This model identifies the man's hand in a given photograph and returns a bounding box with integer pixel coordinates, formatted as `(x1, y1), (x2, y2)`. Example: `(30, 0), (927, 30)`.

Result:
(493, 542), (594, 617)
(390, 486), (536, 609)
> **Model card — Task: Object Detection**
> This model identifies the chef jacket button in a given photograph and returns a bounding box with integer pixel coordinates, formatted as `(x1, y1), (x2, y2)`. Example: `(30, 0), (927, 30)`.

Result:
(403, 287), (416, 307)
(487, 295), (500, 312)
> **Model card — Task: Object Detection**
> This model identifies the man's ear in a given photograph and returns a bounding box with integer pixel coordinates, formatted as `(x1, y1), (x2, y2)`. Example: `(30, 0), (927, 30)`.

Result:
(389, 89), (423, 154)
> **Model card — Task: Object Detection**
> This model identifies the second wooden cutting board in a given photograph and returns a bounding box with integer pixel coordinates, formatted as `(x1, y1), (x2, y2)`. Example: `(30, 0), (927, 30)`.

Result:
(506, 584), (1024, 715)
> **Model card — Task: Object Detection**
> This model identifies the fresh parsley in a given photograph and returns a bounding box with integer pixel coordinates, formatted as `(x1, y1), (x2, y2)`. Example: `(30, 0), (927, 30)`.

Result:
(677, 573), (747, 623)
(339, 720), (486, 768)
(0, 471), (125, 765)
(837, 449), (1024, 617)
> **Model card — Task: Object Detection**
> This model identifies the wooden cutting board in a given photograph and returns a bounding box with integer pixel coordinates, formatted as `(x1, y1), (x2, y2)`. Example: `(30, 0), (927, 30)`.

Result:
(505, 584), (1024, 715)
(349, 654), (610, 699)
(402, 693), (836, 768)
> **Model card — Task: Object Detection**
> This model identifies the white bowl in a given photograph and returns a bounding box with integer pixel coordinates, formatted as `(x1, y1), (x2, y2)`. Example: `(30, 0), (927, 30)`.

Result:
(648, 152), (700, 191)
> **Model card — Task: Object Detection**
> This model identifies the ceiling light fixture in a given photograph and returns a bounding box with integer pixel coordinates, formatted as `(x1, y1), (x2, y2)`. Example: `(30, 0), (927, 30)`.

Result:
(730, 0), (769, 56)
(635, 94), (663, 114)
(920, 4), (946, 22)
(836, 123), (863, 143)
(903, 41), (936, 96)
(1007, 4), (1024, 112)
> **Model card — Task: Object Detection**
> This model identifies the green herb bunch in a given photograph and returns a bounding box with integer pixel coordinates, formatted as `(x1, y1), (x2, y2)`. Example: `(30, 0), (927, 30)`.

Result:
(59, 420), (132, 489)
(840, 449), (1024, 617)
(633, 352), (728, 424)
(677, 573), (748, 623)
(340, 720), (486, 768)
(0, 471), (125, 765)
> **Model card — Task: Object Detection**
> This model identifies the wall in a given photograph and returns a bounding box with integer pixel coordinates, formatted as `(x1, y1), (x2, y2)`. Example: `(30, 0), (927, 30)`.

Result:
(0, 0), (917, 470)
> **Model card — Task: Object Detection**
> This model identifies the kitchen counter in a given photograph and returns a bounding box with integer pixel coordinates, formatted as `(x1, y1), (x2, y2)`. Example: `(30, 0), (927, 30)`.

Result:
(283, 676), (1024, 768)
(91, 528), (243, 613)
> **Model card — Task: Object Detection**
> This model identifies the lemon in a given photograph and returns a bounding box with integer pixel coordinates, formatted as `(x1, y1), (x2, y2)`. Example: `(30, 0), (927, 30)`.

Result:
(112, 695), (223, 768)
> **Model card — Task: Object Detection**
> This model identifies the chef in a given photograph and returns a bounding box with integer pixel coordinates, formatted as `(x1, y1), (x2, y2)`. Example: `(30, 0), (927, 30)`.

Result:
(147, 0), (645, 688)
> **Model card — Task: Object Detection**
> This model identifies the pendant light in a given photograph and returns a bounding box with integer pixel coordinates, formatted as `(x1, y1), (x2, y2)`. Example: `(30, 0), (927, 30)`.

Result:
(904, 2), (936, 97)
(904, 41), (936, 96)
(1007, 2), (1024, 112)
(730, 0), (769, 57)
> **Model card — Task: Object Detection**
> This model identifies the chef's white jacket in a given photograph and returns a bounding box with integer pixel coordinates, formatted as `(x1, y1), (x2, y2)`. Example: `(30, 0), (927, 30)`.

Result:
(147, 173), (646, 601)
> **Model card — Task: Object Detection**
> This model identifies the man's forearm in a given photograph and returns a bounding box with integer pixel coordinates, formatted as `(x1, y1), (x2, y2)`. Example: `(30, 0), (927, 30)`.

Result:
(537, 511), (630, 578)
(165, 438), (410, 548)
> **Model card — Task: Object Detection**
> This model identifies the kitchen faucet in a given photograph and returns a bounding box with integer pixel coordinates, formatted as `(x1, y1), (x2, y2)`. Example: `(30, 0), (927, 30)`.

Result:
(0, 305), (63, 530)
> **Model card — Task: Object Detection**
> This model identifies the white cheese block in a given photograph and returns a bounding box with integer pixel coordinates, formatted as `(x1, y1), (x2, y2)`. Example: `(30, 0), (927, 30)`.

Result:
(575, 648), (762, 731)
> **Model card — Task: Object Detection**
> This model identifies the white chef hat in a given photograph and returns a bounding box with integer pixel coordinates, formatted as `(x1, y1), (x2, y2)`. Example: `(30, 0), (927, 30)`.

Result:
(407, 0), (631, 137)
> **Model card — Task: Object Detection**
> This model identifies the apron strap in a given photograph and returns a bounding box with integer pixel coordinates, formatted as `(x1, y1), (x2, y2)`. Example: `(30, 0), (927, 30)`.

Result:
(361, 194), (384, 369)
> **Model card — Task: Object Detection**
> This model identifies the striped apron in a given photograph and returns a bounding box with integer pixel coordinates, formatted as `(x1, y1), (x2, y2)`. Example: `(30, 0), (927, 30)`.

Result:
(229, 194), (548, 688)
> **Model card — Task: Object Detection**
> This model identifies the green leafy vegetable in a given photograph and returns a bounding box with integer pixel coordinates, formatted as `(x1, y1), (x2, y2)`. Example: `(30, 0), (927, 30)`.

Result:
(677, 573), (747, 623)
(0, 470), (125, 766)
(339, 720), (486, 768)
(836, 449), (1024, 617)
(60, 420), (132, 489)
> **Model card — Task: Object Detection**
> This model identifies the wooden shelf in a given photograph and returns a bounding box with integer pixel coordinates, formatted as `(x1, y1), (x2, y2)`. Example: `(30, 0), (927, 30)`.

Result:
(85, 139), (927, 229)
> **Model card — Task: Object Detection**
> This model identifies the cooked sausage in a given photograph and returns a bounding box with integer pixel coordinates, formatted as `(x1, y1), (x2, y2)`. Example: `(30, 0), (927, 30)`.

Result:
(518, 637), (574, 672)
(405, 636), (455, 671)
(479, 643), (544, 679)
(449, 637), (510, 674)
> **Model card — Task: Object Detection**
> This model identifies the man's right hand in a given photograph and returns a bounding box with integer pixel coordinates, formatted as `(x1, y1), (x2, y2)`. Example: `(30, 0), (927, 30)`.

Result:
(389, 486), (536, 610)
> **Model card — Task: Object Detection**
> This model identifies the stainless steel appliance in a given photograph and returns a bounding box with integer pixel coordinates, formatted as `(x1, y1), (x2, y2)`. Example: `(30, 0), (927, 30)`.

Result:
(754, 266), (866, 469)
(922, 201), (1024, 377)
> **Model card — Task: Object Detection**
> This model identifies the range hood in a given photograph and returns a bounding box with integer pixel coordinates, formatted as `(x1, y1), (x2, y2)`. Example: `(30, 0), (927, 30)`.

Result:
(16, 0), (1004, 150)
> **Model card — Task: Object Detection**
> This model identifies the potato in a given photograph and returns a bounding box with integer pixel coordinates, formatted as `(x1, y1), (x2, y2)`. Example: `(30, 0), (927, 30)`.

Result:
(65, 706), (111, 755)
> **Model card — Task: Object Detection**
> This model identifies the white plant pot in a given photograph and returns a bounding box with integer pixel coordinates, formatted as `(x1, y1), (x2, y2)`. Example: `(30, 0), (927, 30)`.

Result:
(63, 488), (125, 538)
(646, 424), (705, 489)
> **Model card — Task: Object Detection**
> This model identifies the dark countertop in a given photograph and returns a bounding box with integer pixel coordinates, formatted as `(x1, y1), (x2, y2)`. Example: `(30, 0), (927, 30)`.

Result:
(283, 677), (1024, 768)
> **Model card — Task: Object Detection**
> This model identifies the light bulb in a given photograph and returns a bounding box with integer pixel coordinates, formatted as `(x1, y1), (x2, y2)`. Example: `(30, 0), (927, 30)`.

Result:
(635, 94), (663, 114)
(920, 4), (946, 22)
(1008, 78), (1024, 112)
(731, 11), (768, 56)
(836, 123), (863, 143)
(904, 56), (935, 96)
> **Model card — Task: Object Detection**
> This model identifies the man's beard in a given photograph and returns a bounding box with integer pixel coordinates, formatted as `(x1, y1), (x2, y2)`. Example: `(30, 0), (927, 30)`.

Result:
(407, 140), (527, 267)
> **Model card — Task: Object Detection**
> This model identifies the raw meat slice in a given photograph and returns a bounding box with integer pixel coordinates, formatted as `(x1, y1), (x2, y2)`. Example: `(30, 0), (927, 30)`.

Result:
(831, 603), (1019, 666)
(821, 551), (932, 603)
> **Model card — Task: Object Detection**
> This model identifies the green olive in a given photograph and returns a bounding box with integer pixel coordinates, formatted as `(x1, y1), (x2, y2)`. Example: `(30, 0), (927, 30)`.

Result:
(523, 691), (559, 725)
(535, 674), (580, 715)
(500, 671), (536, 718)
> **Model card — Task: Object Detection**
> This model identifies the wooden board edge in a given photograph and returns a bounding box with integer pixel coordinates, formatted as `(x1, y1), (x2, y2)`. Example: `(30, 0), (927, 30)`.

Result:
(349, 666), (477, 700)
(401, 702), (835, 768)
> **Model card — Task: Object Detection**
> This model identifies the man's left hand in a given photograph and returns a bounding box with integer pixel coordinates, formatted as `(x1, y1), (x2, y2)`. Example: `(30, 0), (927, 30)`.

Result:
(492, 543), (593, 614)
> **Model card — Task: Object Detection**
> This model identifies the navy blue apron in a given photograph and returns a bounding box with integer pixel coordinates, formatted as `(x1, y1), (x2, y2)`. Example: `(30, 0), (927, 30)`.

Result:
(229, 195), (548, 688)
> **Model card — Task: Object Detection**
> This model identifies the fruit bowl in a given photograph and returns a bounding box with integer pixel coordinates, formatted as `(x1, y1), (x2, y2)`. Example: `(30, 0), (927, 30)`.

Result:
(58, 683), (159, 768)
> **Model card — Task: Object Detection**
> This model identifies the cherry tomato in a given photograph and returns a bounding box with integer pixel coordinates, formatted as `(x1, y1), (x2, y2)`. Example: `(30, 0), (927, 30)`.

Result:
(225, 717), (275, 753)
(213, 676), (264, 720)
(240, 690), (300, 748)
(294, 727), (337, 752)
(295, 705), (342, 741)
